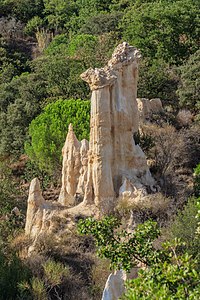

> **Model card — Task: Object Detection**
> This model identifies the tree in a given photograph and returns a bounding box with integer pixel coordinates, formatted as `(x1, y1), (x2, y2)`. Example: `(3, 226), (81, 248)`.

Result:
(25, 99), (90, 173)
(168, 197), (200, 267)
(121, 0), (200, 64)
(122, 244), (200, 299)
(78, 217), (163, 272)
(80, 12), (123, 36)
(0, 72), (47, 156)
(32, 55), (90, 99)
(44, 33), (69, 56)
(177, 49), (200, 114)
(66, 33), (98, 61)
(5, 0), (44, 23)
(44, 0), (77, 33)
(138, 57), (179, 104)
(0, 37), (31, 83)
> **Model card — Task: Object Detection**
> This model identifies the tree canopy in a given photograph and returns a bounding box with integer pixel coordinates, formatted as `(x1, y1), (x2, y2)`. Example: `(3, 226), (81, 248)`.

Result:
(25, 99), (90, 173)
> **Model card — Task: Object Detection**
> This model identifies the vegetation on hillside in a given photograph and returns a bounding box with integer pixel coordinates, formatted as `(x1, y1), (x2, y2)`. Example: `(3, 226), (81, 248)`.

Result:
(0, 0), (199, 299)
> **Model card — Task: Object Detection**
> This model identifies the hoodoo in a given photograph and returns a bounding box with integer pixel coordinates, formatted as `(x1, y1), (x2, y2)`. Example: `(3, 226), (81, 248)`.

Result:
(58, 42), (155, 213)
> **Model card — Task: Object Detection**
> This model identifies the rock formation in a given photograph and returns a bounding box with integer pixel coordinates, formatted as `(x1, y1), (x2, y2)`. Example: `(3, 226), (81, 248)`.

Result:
(137, 98), (163, 121)
(59, 124), (81, 206)
(25, 42), (157, 243)
(102, 270), (127, 300)
(58, 42), (155, 214)
(25, 178), (46, 238)
(25, 178), (61, 239)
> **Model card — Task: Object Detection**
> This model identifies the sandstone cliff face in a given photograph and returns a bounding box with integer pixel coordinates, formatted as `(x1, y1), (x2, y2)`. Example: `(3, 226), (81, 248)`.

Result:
(58, 42), (155, 213)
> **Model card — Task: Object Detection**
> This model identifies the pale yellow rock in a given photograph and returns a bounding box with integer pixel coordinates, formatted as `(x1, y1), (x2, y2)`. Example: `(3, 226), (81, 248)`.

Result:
(58, 42), (155, 213)
(76, 139), (89, 196)
(137, 98), (151, 120)
(102, 270), (127, 300)
(80, 42), (154, 213)
(25, 178), (61, 240)
(25, 178), (45, 237)
(25, 43), (157, 245)
(58, 124), (81, 206)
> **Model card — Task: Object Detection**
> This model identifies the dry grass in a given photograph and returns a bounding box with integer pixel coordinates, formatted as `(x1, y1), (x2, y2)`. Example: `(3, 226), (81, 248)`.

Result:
(89, 257), (111, 298)
(11, 233), (32, 258)
(117, 192), (172, 225)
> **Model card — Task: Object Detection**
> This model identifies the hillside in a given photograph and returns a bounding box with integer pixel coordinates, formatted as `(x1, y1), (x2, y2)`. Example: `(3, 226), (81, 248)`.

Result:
(0, 1), (199, 299)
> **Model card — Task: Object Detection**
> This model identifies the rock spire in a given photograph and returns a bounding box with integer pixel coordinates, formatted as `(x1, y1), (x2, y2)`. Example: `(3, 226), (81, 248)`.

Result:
(58, 42), (155, 213)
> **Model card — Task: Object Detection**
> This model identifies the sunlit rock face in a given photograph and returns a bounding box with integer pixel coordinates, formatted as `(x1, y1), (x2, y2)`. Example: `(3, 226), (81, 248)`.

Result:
(25, 178), (46, 238)
(58, 42), (155, 213)
(58, 124), (81, 206)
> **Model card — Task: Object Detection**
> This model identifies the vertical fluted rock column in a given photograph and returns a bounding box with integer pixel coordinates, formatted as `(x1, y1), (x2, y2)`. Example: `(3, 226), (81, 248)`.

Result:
(76, 139), (89, 195)
(80, 42), (153, 213)
(58, 124), (81, 206)
(83, 85), (116, 213)
(25, 177), (45, 237)
(58, 42), (155, 214)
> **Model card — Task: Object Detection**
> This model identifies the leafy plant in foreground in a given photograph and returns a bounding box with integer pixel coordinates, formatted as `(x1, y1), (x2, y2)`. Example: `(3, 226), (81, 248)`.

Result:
(78, 216), (200, 299)
(78, 217), (165, 272)
(122, 240), (200, 300)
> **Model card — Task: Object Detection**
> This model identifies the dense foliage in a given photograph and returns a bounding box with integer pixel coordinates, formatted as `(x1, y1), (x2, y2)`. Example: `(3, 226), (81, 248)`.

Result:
(78, 212), (200, 299)
(25, 99), (90, 173)
(78, 217), (163, 272)
(177, 50), (200, 114)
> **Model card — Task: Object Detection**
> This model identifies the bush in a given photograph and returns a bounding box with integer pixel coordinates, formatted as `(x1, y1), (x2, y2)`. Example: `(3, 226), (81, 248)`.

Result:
(0, 160), (26, 247)
(138, 58), (179, 105)
(122, 243), (200, 299)
(0, 250), (32, 300)
(78, 216), (200, 299)
(177, 49), (200, 114)
(194, 163), (200, 197)
(32, 55), (90, 99)
(25, 99), (90, 174)
(117, 193), (171, 226)
(168, 197), (200, 266)
(44, 33), (69, 56)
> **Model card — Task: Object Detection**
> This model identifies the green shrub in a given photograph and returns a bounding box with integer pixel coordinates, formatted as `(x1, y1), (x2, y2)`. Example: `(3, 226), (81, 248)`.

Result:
(44, 33), (69, 56)
(25, 99), (90, 174)
(194, 163), (200, 197)
(177, 49), (200, 114)
(78, 216), (200, 299)
(31, 277), (47, 300)
(122, 241), (200, 299)
(66, 34), (98, 58)
(42, 259), (69, 287)
(168, 197), (200, 265)
(0, 161), (26, 246)
(0, 250), (32, 300)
